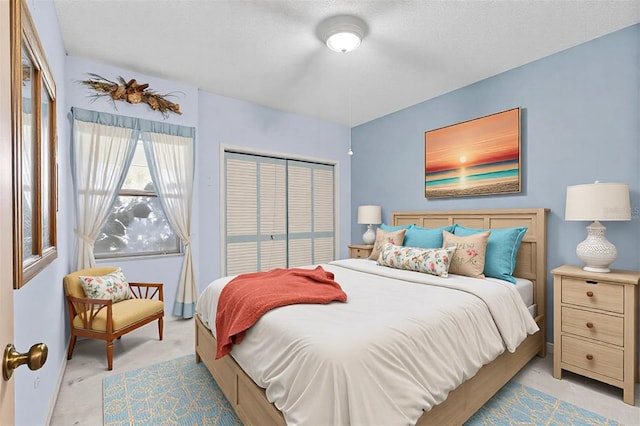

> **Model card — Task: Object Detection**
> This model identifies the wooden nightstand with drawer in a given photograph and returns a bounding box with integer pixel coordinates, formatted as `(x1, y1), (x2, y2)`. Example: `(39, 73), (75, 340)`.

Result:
(348, 244), (373, 259)
(552, 264), (640, 405)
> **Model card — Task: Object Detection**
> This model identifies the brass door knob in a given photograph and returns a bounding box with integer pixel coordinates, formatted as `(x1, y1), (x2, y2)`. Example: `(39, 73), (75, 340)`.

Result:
(2, 343), (48, 381)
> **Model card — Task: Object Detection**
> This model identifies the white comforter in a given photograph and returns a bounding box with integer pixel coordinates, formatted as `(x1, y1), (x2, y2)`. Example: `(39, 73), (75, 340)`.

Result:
(196, 259), (539, 426)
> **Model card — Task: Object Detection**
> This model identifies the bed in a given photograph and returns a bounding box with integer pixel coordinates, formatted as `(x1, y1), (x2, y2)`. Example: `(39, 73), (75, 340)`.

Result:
(195, 208), (548, 425)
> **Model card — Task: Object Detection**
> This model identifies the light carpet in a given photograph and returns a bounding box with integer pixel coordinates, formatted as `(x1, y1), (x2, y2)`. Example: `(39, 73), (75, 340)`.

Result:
(103, 355), (621, 425)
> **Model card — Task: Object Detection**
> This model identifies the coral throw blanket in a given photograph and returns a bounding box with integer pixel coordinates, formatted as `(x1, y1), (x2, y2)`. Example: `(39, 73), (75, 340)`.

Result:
(215, 266), (347, 359)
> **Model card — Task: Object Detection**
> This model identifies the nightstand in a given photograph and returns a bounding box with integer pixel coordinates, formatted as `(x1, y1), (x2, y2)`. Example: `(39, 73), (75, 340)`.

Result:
(552, 264), (640, 405)
(348, 244), (373, 259)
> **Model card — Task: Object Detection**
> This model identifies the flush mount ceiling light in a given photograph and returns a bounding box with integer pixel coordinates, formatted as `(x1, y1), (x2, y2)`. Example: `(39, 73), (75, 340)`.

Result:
(320, 15), (367, 53)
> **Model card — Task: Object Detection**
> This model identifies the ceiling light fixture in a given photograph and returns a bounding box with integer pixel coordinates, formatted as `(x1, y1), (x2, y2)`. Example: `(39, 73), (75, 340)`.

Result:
(320, 15), (367, 53)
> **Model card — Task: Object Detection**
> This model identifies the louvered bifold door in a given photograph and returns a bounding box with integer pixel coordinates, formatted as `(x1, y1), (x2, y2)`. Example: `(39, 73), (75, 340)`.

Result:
(225, 152), (287, 275)
(312, 165), (335, 264)
(287, 161), (335, 267)
(259, 160), (287, 271)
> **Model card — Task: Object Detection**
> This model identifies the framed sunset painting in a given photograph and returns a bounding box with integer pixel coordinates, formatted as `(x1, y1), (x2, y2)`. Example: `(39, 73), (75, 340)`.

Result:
(425, 107), (521, 199)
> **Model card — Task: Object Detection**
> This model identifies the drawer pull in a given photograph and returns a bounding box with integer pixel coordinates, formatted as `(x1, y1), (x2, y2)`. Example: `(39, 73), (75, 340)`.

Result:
(586, 280), (598, 284)
(585, 354), (594, 361)
(586, 291), (594, 297)
(586, 322), (594, 329)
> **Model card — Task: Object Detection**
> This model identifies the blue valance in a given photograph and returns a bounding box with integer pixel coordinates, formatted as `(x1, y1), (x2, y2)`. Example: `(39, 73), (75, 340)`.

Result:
(70, 107), (196, 138)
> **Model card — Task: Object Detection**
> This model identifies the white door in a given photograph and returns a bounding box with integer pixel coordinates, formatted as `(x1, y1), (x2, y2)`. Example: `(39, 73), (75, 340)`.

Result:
(0, 0), (16, 423)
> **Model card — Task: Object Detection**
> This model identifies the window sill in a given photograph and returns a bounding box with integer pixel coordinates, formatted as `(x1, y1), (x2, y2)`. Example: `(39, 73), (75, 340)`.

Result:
(95, 251), (184, 262)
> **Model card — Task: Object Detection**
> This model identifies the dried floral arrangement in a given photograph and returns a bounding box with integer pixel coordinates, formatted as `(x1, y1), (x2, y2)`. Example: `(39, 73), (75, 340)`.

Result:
(79, 73), (182, 117)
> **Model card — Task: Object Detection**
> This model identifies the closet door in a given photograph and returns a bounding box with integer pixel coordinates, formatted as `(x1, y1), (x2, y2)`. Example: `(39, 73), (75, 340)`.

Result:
(258, 159), (287, 270)
(312, 164), (335, 264)
(225, 153), (287, 276)
(224, 152), (335, 275)
(287, 161), (335, 267)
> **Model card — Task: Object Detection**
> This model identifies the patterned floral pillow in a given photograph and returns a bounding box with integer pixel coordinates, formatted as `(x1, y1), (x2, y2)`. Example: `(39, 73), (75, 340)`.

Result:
(369, 228), (407, 260)
(442, 230), (490, 279)
(79, 268), (132, 303)
(378, 242), (456, 277)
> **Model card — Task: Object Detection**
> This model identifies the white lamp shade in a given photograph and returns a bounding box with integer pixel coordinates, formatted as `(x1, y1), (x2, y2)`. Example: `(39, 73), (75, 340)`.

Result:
(357, 205), (381, 225)
(565, 182), (630, 221)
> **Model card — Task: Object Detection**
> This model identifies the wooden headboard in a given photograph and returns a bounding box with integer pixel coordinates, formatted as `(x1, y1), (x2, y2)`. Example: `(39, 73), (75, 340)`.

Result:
(392, 208), (549, 324)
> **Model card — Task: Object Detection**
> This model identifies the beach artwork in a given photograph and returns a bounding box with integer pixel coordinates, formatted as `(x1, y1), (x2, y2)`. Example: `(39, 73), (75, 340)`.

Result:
(425, 108), (521, 199)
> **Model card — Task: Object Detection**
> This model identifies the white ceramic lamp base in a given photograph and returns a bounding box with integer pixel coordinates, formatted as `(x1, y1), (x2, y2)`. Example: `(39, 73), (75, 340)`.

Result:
(576, 220), (617, 273)
(362, 225), (376, 245)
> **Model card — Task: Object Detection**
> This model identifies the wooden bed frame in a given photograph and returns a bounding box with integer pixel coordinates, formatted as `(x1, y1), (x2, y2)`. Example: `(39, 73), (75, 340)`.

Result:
(195, 208), (549, 425)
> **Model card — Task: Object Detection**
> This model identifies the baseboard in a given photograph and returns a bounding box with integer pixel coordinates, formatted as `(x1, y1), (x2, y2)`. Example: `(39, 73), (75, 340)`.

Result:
(46, 340), (69, 426)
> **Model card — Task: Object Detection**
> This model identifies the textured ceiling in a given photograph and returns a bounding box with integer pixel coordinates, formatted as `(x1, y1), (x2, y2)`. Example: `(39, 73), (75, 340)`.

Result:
(53, 0), (639, 127)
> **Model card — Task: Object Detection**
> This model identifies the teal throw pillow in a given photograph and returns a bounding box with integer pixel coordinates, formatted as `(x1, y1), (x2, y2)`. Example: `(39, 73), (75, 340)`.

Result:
(380, 223), (414, 232)
(404, 225), (456, 249)
(453, 225), (527, 283)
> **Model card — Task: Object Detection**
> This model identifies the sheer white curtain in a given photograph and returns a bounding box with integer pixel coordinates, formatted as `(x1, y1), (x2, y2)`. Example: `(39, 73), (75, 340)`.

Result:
(71, 119), (136, 269)
(143, 132), (196, 318)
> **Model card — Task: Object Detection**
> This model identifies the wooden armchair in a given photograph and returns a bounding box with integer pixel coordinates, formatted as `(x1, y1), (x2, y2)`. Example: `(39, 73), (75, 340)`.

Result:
(63, 267), (164, 370)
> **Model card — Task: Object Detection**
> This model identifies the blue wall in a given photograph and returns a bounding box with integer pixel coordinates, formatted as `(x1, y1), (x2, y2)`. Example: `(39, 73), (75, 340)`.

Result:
(64, 57), (352, 305)
(65, 55), (201, 316)
(15, 3), (637, 424)
(14, 3), (350, 424)
(197, 91), (352, 284)
(351, 24), (640, 345)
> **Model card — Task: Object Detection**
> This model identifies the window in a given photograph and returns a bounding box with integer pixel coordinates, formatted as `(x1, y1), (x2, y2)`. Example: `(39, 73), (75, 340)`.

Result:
(224, 151), (336, 276)
(94, 141), (181, 258)
(12, 0), (58, 288)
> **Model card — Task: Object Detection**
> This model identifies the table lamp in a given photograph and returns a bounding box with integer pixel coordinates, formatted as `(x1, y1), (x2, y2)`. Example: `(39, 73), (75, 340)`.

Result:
(565, 182), (631, 272)
(357, 205), (381, 245)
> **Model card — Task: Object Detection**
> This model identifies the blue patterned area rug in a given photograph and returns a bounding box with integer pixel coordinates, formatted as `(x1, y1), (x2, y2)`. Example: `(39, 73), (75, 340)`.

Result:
(103, 355), (240, 426)
(465, 381), (621, 426)
(103, 355), (621, 426)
